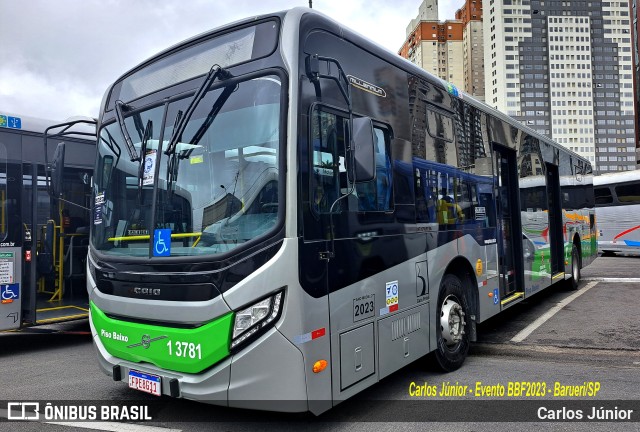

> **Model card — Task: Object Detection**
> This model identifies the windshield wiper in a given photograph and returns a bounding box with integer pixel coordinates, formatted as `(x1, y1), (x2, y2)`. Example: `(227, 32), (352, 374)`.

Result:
(189, 83), (237, 147)
(114, 100), (141, 162)
(137, 119), (153, 205)
(132, 113), (146, 141)
(164, 64), (231, 156)
(165, 81), (235, 198)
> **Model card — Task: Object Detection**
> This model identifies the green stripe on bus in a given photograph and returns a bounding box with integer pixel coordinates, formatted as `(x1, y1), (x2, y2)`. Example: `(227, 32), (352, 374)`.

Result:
(90, 302), (233, 374)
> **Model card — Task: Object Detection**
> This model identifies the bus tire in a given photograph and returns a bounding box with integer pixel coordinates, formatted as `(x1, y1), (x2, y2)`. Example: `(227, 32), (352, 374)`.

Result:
(567, 244), (581, 290)
(433, 274), (470, 372)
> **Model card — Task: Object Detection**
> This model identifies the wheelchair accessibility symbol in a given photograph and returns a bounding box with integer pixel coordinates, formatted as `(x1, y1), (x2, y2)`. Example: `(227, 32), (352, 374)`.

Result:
(1, 283), (19, 303)
(154, 229), (171, 257)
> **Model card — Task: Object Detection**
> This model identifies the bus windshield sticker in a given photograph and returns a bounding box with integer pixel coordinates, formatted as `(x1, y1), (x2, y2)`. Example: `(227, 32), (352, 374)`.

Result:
(94, 205), (103, 225)
(95, 191), (105, 205)
(94, 191), (105, 225)
(143, 150), (157, 186)
(475, 206), (486, 221)
(153, 229), (171, 257)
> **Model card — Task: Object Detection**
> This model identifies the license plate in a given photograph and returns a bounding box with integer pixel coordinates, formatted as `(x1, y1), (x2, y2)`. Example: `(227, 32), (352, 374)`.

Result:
(128, 370), (161, 396)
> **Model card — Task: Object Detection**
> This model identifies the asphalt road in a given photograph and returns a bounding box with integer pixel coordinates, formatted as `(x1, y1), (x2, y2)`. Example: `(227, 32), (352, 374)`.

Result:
(1, 254), (639, 431)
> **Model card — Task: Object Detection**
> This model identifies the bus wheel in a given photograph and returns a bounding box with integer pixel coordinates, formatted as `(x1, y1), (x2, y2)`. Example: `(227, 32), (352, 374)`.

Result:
(433, 274), (470, 372)
(567, 244), (581, 290)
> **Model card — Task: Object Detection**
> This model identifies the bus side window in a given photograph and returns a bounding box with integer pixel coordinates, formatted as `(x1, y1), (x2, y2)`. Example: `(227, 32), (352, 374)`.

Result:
(457, 181), (475, 223)
(311, 110), (393, 214)
(311, 110), (342, 214)
(614, 184), (640, 204)
(594, 186), (613, 206)
(415, 168), (431, 223)
(436, 174), (463, 225)
(477, 183), (496, 228)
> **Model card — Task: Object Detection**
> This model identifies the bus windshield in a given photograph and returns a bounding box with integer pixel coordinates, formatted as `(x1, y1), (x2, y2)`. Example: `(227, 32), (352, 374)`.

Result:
(92, 74), (282, 258)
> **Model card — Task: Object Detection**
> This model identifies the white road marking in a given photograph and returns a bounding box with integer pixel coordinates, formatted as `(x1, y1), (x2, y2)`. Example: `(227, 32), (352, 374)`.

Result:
(510, 281), (599, 343)
(45, 422), (181, 432)
(583, 277), (640, 283)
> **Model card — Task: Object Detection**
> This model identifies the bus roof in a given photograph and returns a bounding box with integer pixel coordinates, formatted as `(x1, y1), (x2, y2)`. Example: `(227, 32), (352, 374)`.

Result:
(100, 7), (590, 172)
(593, 169), (640, 186)
(0, 110), (96, 138)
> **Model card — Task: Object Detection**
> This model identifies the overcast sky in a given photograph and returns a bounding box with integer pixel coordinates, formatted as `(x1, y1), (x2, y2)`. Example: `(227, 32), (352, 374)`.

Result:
(0, 0), (461, 122)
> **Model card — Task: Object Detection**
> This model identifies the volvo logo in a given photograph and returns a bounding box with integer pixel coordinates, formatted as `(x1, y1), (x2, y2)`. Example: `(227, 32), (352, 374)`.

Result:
(127, 334), (168, 349)
(132, 287), (161, 296)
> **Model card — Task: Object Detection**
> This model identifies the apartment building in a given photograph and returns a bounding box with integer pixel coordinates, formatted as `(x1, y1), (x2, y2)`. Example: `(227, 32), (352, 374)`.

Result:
(485, 0), (636, 173)
(631, 0), (640, 164)
(456, 1), (486, 101)
(400, 0), (485, 101)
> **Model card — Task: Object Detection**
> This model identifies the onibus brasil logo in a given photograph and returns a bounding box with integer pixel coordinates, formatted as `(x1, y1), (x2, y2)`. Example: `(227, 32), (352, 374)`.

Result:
(7, 402), (152, 421)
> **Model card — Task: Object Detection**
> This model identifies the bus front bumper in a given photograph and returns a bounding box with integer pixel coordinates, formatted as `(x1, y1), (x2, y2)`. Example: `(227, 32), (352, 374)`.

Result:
(90, 312), (309, 413)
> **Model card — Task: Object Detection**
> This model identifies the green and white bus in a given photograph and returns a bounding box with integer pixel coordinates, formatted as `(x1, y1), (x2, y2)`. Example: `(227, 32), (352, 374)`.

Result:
(78, 8), (596, 414)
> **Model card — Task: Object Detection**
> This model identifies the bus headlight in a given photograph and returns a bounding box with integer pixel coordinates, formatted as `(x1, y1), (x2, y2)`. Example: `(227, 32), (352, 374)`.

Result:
(231, 291), (284, 349)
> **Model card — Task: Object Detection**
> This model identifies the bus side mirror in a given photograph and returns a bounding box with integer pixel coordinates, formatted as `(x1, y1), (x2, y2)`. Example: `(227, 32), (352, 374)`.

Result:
(49, 142), (66, 197)
(349, 117), (376, 183)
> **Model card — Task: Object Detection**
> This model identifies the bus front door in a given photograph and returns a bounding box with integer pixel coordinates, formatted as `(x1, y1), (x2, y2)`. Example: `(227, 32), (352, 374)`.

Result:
(493, 145), (524, 304)
(0, 156), (25, 331)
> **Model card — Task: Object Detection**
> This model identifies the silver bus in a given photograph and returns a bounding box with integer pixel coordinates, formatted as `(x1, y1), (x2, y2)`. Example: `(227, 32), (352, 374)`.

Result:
(70, 8), (596, 414)
(594, 170), (640, 255)
(0, 112), (95, 331)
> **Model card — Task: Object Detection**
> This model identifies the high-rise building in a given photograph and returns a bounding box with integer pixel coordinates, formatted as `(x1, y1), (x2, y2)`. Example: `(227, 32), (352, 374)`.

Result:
(406, 0), (439, 33)
(456, 0), (485, 101)
(485, 0), (636, 173)
(631, 0), (640, 164)
(399, 0), (485, 101)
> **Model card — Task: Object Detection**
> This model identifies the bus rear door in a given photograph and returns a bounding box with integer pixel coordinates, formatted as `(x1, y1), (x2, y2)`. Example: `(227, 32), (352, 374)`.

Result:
(545, 162), (564, 277)
(493, 145), (524, 306)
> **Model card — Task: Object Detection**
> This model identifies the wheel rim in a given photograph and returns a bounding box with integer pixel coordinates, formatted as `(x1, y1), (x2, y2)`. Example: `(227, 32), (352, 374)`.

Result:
(440, 295), (466, 347)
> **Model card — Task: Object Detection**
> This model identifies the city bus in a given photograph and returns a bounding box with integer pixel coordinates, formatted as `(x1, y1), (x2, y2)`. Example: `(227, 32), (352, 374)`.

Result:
(594, 170), (640, 255)
(77, 8), (596, 414)
(0, 112), (95, 331)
